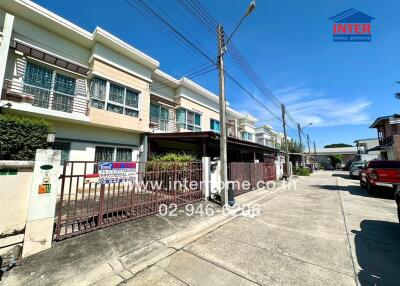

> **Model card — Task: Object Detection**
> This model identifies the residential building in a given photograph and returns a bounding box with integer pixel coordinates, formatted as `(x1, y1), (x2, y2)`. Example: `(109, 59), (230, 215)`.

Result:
(315, 147), (358, 168)
(0, 0), (162, 164)
(146, 73), (276, 161)
(353, 138), (380, 161)
(369, 114), (400, 160)
(354, 138), (379, 154)
(255, 125), (279, 148)
(238, 114), (257, 142)
(0, 0), (278, 164)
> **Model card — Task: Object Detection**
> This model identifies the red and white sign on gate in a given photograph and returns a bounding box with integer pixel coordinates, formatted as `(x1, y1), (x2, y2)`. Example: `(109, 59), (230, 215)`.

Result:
(98, 162), (137, 184)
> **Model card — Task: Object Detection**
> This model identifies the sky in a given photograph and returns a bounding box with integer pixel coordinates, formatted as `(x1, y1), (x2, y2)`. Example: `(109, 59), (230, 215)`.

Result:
(32, 0), (400, 149)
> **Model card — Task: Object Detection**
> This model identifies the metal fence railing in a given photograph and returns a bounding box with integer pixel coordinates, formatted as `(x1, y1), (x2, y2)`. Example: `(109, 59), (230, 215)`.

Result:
(54, 161), (203, 240)
(228, 162), (276, 196)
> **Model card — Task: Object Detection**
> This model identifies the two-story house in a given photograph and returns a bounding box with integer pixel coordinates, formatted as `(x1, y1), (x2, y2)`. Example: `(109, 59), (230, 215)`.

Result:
(0, 0), (161, 164)
(255, 125), (280, 148)
(146, 71), (277, 161)
(238, 114), (257, 142)
(0, 0), (279, 164)
(369, 114), (400, 160)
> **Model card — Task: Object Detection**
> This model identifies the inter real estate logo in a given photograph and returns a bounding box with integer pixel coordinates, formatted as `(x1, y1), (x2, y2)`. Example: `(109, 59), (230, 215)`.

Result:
(329, 8), (375, 42)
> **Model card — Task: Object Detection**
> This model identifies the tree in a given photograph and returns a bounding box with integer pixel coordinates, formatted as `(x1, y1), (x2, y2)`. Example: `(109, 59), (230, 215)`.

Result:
(395, 81), (400, 99)
(281, 139), (304, 153)
(329, 154), (343, 168)
(324, 143), (352, 148)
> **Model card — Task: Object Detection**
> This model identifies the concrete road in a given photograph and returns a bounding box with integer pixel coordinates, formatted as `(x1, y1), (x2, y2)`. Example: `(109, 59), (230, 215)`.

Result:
(124, 171), (400, 286)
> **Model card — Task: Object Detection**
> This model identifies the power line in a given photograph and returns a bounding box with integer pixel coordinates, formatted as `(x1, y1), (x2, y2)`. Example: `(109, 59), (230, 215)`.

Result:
(185, 0), (304, 132)
(125, 0), (311, 142)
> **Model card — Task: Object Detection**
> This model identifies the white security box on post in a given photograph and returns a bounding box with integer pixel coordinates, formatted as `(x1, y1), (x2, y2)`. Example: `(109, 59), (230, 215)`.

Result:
(22, 149), (61, 258)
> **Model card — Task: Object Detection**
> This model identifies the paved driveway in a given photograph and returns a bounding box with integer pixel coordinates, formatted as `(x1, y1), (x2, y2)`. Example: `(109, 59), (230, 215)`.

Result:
(125, 171), (400, 286)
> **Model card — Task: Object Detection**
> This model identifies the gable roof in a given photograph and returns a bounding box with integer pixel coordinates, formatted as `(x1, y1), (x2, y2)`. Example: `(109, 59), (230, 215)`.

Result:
(329, 9), (375, 23)
(369, 114), (400, 128)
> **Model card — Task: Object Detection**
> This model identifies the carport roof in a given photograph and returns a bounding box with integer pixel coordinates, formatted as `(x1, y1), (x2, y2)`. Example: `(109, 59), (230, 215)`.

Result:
(147, 131), (279, 153)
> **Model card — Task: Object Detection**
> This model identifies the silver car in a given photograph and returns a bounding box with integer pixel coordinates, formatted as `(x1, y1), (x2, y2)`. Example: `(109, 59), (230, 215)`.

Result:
(349, 161), (365, 178)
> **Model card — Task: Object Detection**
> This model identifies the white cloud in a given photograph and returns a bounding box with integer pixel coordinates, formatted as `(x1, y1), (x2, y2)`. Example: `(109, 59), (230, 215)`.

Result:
(233, 85), (372, 130)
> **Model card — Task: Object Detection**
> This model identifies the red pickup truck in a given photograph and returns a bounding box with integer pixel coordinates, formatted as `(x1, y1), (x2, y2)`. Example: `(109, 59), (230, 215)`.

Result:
(360, 160), (400, 222)
(360, 160), (400, 192)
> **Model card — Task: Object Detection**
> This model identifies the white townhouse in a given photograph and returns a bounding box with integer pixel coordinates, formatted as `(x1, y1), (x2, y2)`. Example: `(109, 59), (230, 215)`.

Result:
(0, 0), (277, 164)
(255, 124), (280, 149)
(0, 0), (161, 164)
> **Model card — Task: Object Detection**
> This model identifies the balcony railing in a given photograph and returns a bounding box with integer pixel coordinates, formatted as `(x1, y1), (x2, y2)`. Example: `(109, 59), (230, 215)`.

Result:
(149, 116), (179, 133)
(1, 79), (88, 115)
(379, 135), (393, 146)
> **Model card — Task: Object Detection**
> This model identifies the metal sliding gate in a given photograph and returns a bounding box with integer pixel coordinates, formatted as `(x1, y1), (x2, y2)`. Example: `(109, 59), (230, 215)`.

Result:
(228, 162), (276, 196)
(54, 161), (203, 240)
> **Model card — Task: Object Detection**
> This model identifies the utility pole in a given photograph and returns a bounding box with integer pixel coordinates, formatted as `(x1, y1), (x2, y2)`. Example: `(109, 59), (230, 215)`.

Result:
(306, 134), (311, 163)
(297, 123), (304, 166)
(216, 2), (256, 205)
(217, 25), (228, 205)
(313, 140), (317, 156)
(281, 104), (290, 178)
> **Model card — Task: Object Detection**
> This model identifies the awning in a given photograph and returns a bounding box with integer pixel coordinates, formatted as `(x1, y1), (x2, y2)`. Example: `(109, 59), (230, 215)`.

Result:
(150, 93), (177, 107)
(12, 41), (89, 75)
(367, 145), (389, 152)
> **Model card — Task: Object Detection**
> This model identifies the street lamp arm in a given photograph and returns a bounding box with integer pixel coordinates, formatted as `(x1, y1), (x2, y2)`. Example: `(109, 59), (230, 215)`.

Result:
(223, 1), (256, 52)
(224, 14), (246, 49)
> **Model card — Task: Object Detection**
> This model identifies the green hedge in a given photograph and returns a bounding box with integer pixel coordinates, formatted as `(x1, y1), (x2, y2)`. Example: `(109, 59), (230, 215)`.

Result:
(0, 113), (52, 160)
(150, 152), (198, 162)
(294, 166), (311, 176)
(147, 152), (199, 171)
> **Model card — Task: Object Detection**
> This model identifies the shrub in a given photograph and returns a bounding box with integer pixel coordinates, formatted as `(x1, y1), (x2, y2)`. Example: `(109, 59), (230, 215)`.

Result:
(147, 152), (199, 172)
(294, 166), (311, 176)
(150, 152), (198, 162)
(0, 113), (52, 160)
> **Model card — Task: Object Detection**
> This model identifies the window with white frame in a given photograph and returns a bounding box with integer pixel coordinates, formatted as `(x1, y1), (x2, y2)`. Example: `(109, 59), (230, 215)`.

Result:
(241, 131), (253, 141)
(94, 146), (133, 162)
(24, 62), (76, 112)
(176, 108), (201, 131)
(210, 119), (220, 133)
(150, 102), (170, 131)
(90, 77), (106, 109)
(90, 77), (140, 118)
(53, 73), (76, 112)
(116, 148), (133, 162)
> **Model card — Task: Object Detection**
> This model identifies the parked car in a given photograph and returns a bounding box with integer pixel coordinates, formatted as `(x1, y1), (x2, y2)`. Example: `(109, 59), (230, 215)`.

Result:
(360, 160), (400, 193)
(349, 161), (365, 178)
(395, 186), (400, 222)
(343, 161), (352, 171)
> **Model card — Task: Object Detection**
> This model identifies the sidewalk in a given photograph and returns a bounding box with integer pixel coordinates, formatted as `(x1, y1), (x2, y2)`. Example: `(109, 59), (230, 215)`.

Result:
(123, 172), (358, 286)
(1, 181), (287, 286)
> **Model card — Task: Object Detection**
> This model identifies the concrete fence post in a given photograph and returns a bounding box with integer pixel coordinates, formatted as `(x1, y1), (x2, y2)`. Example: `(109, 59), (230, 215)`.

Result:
(209, 160), (221, 200)
(201, 157), (210, 200)
(22, 149), (61, 258)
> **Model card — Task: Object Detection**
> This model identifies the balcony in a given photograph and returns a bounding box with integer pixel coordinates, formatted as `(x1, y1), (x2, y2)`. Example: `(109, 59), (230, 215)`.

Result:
(149, 117), (178, 133)
(1, 80), (88, 115)
(379, 135), (393, 146)
(227, 125), (236, 138)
